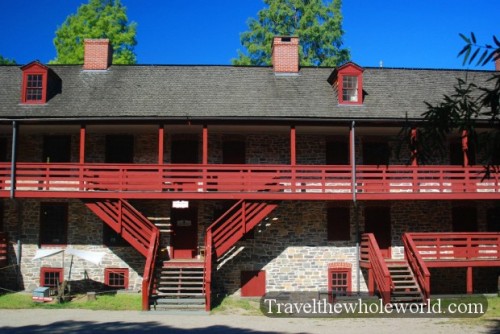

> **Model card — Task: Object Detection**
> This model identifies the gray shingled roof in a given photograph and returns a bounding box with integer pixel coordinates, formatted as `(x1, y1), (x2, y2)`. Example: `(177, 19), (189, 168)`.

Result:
(0, 64), (495, 121)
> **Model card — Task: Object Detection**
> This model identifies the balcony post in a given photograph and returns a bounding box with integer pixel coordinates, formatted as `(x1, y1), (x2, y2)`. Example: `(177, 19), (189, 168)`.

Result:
(202, 125), (208, 165)
(462, 130), (469, 167)
(290, 126), (296, 192)
(79, 125), (86, 191)
(466, 266), (473, 294)
(79, 125), (86, 164)
(158, 124), (164, 164)
(411, 128), (418, 166)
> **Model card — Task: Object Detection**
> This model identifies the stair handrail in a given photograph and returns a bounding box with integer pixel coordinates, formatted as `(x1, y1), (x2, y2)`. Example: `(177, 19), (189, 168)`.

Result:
(403, 233), (431, 301)
(361, 233), (392, 304)
(142, 228), (160, 311)
(204, 229), (213, 311)
(203, 200), (244, 311)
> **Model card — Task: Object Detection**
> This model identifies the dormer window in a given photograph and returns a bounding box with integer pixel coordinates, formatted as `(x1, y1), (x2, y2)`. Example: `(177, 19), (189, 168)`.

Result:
(328, 62), (364, 105)
(342, 75), (359, 102)
(21, 61), (48, 104)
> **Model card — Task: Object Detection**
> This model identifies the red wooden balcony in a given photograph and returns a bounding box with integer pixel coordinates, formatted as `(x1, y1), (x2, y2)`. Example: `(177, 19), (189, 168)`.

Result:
(0, 232), (7, 268)
(0, 163), (499, 200)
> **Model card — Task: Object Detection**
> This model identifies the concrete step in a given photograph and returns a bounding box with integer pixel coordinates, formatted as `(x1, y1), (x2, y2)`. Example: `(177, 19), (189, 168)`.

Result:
(156, 292), (205, 298)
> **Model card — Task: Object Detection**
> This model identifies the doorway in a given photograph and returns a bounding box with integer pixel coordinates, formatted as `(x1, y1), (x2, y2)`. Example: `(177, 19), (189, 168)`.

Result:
(364, 206), (392, 258)
(171, 206), (198, 259)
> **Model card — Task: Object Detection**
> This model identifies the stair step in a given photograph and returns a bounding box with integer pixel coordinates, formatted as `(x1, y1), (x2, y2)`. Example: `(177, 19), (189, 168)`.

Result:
(391, 297), (424, 303)
(158, 281), (203, 285)
(155, 298), (205, 305)
(156, 292), (205, 297)
(158, 287), (204, 291)
(391, 291), (422, 296)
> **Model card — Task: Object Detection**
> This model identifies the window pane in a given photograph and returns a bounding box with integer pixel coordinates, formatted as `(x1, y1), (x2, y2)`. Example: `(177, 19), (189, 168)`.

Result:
(342, 76), (358, 102)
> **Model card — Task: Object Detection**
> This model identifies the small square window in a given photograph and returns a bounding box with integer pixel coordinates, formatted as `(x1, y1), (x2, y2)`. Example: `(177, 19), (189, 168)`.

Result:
(342, 76), (358, 102)
(40, 267), (63, 295)
(105, 268), (129, 289)
(328, 267), (351, 298)
(327, 207), (350, 241)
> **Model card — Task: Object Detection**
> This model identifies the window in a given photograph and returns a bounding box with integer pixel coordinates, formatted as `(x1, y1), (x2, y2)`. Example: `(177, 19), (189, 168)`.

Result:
(487, 207), (500, 232)
(40, 203), (68, 245)
(21, 61), (48, 104)
(26, 74), (43, 101)
(223, 140), (245, 164)
(328, 264), (352, 298)
(326, 141), (349, 165)
(342, 76), (358, 102)
(105, 268), (129, 289)
(327, 207), (350, 241)
(40, 267), (63, 293)
(329, 62), (364, 105)
(0, 200), (3, 231)
(449, 137), (475, 166)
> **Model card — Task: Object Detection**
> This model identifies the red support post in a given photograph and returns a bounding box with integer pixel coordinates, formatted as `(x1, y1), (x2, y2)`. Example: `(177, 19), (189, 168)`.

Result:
(79, 125), (86, 164)
(368, 268), (374, 296)
(466, 266), (473, 294)
(462, 130), (469, 167)
(410, 128), (418, 166)
(202, 125), (208, 165)
(290, 126), (296, 166)
(158, 124), (164, 164)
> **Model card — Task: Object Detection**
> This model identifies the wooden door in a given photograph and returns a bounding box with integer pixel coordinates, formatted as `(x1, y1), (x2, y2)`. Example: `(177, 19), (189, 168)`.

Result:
(241, 270), (266, 297)
(171, 207), (198, 259)
(364, 206), (391, 258)
(452, 206), (478, 232)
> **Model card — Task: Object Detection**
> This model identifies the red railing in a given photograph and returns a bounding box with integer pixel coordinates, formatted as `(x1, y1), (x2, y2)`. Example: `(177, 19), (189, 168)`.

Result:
(402, 233), (430, 301)
(0, 232), (7, 267)
(361, 233), (392, 304)
(405, 232), (500, 263)
(84, 199), (159, 310)
(204, 200), (277, 310)
(0, 163), (498, 197)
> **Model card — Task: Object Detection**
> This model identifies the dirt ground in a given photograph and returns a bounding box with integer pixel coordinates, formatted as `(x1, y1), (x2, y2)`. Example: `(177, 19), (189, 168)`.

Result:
(0, 309), (498, 334)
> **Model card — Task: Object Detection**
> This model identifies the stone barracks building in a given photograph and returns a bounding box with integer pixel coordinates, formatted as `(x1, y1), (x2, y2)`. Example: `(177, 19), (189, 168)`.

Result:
(0, 37), (499, 311)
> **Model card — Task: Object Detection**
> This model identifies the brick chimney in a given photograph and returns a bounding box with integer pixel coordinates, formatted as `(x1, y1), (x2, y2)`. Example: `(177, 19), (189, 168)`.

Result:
(83, 39), (112, 70)
(272, 36), (299, 74)
(496, 52), (500, 71)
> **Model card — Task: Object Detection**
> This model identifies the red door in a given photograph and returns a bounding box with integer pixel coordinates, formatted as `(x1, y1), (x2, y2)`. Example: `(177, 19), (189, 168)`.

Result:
(241, 270), (266, 297)
(364, 207), (391, 258)
(171, 207), (198, 259)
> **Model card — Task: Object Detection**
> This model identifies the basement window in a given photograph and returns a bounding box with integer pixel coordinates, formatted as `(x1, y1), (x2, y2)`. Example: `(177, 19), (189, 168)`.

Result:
(40, 267), (63, 295)
(328, 265), (352, 298)
(105, 268), (129, 289)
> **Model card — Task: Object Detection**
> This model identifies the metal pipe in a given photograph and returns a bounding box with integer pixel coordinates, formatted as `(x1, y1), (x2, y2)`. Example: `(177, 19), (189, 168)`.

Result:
(9, 121), (17, 199)
(351, 120), (362, 295)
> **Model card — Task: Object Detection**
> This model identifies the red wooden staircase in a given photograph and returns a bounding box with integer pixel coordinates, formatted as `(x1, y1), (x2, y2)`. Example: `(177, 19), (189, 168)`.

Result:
(83, 199), (160, 310)
(361, 233), (425, 305)
(204, 200), (278, 310)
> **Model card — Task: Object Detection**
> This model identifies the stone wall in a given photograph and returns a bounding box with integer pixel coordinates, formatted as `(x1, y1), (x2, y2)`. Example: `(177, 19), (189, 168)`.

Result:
(0, 199), (144, 292)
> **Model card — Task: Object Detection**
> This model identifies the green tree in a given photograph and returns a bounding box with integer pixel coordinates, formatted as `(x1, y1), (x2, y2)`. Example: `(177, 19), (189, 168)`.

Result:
(0, 55), (16, 65)
(410, 33), (500, 167)
(51, 0), (137, 64)
(233, 0), (350, 67)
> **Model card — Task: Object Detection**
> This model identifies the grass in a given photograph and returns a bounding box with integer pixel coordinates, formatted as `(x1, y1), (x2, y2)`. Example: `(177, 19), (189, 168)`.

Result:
(211, 296), (262, 315)
(0, 292), (142, 310)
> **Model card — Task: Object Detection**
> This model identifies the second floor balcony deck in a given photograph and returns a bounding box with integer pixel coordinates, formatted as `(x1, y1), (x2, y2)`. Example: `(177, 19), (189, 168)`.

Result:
(0, 162), (499, 200)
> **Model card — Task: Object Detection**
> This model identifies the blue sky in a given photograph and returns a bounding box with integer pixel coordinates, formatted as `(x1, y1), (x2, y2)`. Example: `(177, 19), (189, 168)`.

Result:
(0, 0), (498, 69)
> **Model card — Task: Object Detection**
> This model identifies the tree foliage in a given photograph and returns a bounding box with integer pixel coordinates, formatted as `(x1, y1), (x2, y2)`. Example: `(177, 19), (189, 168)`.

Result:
(51, 0), (137, 65)
(233, 0), (350, 67)
(409, 33), (500, 167)
(0, 55), (16, 65)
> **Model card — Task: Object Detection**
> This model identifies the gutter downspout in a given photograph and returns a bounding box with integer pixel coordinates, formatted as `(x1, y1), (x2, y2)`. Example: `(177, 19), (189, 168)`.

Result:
(351, 121), (361, 295)
(10, 121), (17, 199)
